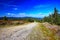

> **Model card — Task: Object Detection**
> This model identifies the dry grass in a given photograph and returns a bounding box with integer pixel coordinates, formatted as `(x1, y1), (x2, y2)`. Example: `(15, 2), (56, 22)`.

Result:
(26, 23), (59, 40)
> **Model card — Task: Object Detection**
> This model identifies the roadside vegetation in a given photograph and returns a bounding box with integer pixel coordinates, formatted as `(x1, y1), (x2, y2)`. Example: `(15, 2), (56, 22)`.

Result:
(42, 8), (60, 25)
(0, 17), (35, 28)
(26, 23), (59, 40)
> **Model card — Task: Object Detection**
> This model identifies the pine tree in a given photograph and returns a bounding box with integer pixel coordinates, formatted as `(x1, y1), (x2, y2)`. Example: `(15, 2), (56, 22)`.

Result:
(3, 16), (8, 21)
(53, 8), (59, 24)
(49, 14), (53, 24)
(43, 8), (60, 25)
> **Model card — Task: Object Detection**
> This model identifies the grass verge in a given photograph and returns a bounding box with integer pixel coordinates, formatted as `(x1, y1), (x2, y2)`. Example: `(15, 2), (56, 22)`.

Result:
(26, 23), (59, 40)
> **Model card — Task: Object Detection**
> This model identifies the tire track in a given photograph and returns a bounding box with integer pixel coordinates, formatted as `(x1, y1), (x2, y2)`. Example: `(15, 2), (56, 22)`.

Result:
(0, 22), (38, 40)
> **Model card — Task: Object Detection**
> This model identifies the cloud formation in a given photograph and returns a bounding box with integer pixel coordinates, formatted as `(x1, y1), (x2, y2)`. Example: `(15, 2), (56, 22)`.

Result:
(7, 13), (15, 16)
(7, 12), (47, 18)
(34, 4), (50, 8)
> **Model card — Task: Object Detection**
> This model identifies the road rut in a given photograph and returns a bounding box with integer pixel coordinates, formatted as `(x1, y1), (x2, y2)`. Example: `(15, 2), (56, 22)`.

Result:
(0, 22), (38, 40)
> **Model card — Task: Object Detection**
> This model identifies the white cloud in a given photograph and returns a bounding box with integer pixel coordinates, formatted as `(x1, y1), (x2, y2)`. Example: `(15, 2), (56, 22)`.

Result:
(58, 12), (60, 14)
(7, 12), (47, 18)
(7, 13), (26, 17)
(11, 13), (15, 15)
(34, 4), (50, 8)
(7, 13), (10, 15)
(7, 13), (16, 16)
(14, 8), (18, 10)
(17, 13), (26, 17)
(28, 13), (46, 18)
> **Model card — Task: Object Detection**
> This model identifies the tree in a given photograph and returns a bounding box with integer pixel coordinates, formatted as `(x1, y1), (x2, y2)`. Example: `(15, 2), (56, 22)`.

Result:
(3, 16), (8, 21)
(43, 8), (60, 25)
(53, 8), (59, 24)
(49, 14), (53, 24)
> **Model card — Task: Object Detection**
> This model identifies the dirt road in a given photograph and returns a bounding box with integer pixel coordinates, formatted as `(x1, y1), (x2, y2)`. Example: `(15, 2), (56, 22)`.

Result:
(0, 22), (38, 40)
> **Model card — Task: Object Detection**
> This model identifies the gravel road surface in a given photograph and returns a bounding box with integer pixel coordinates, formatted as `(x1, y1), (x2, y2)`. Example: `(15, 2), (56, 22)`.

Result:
(0, 22), (38, 40)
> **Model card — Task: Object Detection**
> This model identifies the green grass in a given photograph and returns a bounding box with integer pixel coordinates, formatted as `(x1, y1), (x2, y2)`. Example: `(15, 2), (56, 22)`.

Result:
(26, 23), (59, 40)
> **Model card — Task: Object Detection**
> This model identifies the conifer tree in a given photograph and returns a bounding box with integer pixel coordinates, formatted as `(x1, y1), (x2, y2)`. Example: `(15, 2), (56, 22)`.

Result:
(3, 16), (8, 21)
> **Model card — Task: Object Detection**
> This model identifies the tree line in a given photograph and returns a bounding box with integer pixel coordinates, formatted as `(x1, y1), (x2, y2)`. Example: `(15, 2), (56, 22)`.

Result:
(43, 8), (60, 25)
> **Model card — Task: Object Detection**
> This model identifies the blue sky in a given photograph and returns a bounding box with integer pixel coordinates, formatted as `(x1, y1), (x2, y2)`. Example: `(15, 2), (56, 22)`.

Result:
(0, 0), (60, 18)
